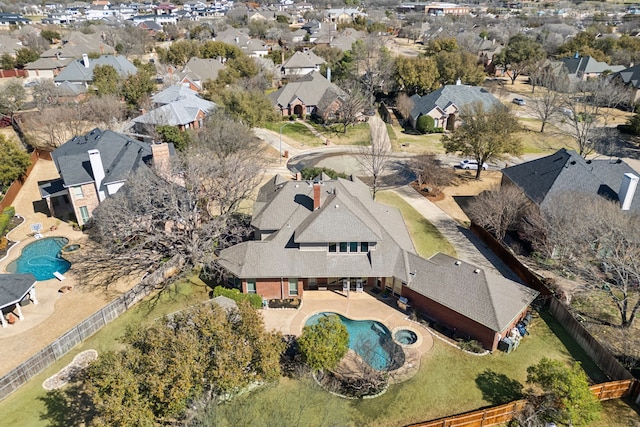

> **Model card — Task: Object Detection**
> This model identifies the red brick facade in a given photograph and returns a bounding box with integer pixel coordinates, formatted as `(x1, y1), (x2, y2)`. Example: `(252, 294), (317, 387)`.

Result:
(243, 278), (304, 300)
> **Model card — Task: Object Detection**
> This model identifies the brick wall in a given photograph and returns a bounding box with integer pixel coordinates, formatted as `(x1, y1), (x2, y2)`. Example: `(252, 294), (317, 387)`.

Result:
(69, 182), (100, 226)
(248, 278), (303, 300)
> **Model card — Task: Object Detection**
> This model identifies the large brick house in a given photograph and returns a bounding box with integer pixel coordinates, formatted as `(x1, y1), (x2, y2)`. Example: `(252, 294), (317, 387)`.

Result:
(269, 71), (345, 119)
(38, 129), (174, 226)
(218, 175), (538, 350)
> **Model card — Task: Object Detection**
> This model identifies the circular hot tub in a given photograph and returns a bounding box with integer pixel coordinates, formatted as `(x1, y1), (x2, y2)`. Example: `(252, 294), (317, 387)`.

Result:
(394, 329), (418, 345)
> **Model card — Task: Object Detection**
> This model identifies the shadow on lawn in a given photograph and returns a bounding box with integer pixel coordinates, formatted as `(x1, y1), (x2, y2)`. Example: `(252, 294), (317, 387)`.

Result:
(39, 381), (95, 427)
(475, 369), (523, 405)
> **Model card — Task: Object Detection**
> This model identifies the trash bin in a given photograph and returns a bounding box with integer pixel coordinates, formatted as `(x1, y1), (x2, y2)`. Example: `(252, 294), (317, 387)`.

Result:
(283, 150), (289, 158)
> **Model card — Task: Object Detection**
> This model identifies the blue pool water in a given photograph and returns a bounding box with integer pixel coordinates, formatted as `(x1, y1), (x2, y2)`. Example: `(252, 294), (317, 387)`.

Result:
(305, 312), (404, 371)
(6, 237), (71, 281)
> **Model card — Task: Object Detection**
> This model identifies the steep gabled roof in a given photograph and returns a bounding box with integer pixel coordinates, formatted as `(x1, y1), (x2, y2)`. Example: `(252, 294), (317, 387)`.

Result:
(52, 128), (153, 188)
(269, 71), (345, 108)
(281, 50), (325, 70)
(612, 63), (640, 89)
(406, 253), (538, 332)
(180, 57), (225, 84)
(54, 55), (137, 84)
(559, 56), (625, 76)
(410, 85), (501, 121)
(502, 148), (640, 211)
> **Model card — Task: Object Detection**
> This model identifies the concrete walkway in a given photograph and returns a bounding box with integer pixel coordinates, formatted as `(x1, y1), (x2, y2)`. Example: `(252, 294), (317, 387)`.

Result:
(392, 185), (521, 281)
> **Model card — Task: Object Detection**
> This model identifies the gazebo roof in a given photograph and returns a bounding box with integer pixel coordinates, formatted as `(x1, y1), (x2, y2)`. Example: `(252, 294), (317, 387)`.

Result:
(0, 274), (36, 309)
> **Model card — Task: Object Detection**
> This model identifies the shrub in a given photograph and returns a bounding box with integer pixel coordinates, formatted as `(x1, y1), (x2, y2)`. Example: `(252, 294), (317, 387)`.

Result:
(213, 285), (262, 308)
(300, 167), (349, 180)
(0, 206), (15, 236)
(457, 339), (484, 353)
(416, 115), (435, 134)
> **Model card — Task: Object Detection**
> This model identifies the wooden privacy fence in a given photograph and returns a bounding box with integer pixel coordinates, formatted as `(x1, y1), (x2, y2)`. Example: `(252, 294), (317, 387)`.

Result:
(407, 379), (637, 427)
(0, 69), (27, 79)
(469, 221), (634, 381)
(0, 149), (50, 211)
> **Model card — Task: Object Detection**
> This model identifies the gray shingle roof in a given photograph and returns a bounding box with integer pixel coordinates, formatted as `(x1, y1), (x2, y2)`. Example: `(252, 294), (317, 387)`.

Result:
(0, 274), (36, 309)
(559, 56), (625, 77)
(281, 51), (325, 70)
(406, 253), (538, 332)
(612, 63), (640, 89)
(269, 71), (345, 108)
(502, 148), (640, 212)
(52, 128), (153, 188)
(54, 55), (137, 84)
(410, 85), (501, 121)
(180, 57), (225, 85)
(134, 84), (216, 127)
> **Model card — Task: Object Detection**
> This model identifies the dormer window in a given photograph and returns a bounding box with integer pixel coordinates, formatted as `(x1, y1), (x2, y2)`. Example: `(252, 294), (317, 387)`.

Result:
(329, 243), (337, 252)
(328, 242), (371, 253)
(339, 242), (348, 252)
(360, 242), (369, 252)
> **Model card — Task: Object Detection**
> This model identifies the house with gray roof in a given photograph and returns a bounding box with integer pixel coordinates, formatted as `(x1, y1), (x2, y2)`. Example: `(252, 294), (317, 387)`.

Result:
(41, 31), (115, 60)
(502, 148), (640, 213)
(38, 128), (174, 226)
(179, 57), (226, 91)
(409, 84), (502, 130)
(269, 70), (345, 119)
(54, 54), (137, 87)
(218, 175), (538, 350)
(558, 55), (625, 82)
(611, 63), (640, 104)
(281, 50), (325, 76)
(131, 84), (216, 133)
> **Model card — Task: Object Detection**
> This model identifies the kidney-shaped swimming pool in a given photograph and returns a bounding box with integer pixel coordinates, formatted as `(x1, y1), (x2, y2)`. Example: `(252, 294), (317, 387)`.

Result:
(305, 312), (404, 371)
(6, 237), (71, 281)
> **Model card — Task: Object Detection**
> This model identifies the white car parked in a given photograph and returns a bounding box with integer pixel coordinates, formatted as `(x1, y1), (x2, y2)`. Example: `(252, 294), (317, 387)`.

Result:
(459, 159), (488, 170)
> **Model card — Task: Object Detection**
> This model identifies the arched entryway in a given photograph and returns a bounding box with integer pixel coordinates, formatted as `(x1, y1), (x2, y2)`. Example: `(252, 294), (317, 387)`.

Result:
(293, 104), (304, 118)
(446, 113), (456, 131)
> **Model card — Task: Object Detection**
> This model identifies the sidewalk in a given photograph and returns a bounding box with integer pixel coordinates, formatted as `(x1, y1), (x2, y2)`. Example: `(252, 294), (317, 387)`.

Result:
(392, 185), (521, 281)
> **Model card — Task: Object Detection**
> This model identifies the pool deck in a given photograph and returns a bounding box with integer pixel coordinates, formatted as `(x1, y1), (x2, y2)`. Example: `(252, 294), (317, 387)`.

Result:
(261, 290), (434, 383)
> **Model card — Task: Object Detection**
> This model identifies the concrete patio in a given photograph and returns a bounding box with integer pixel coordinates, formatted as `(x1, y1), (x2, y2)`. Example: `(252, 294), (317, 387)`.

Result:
(261, 290), (434, 383)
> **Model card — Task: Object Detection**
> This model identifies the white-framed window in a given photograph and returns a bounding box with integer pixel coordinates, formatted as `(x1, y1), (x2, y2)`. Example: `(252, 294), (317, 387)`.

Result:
(288, 278), (298, 296)
(349, 242), (358, 252)
(328, 243), (337, 252)
(246, 279), (256, 294)
(360, 242), (369, 252)
(79, 206), (89, 223)
(72, 186), (84, 199)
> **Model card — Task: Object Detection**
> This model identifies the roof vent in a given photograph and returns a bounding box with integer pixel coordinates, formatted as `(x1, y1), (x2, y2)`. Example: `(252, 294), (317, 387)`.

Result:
(455, 261), (461, 266)
(616, 159), (622, 164)
(474, 269), (481, 274)
(570, 160), (576, 165)
(586, 159), (592, 164)
(335, 204), (339, 208)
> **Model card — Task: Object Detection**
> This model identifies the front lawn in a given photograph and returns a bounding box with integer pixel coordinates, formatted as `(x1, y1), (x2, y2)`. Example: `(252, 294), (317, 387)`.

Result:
(0, 277), (210, 427)
(376, 190), (456, 258)
(308, 121), (370, 146)
(263, 121), (324, 147)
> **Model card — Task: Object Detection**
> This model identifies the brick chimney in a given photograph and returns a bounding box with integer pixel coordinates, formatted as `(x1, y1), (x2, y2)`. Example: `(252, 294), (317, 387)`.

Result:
(313, 183), (321, 210)
(152, 142), (171, 174)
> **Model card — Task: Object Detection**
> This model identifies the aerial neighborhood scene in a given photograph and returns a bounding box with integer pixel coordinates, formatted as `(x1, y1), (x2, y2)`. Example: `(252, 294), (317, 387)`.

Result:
(1, 0), (640, 425)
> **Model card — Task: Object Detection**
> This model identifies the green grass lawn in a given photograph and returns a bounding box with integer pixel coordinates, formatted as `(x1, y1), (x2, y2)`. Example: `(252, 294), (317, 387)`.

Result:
(206, 310), (610, 427)
(0, 277), (210, 427)
(375, 191), (456, 258)
(309, 121), (370, 146)
(263, 121), (324, 147)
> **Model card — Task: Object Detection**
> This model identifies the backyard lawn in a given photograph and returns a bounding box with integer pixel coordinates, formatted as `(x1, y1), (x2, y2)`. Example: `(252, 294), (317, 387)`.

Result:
(376, 190), (456, 258)
(0, 277), (211, 427)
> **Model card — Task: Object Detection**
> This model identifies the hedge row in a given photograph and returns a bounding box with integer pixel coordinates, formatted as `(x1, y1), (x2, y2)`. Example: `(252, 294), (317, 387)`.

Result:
(213, 286), (263, 308)
(0, 206), (15, 237)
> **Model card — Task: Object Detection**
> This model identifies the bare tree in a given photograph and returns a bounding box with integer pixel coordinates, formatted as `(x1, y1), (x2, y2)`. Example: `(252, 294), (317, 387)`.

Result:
(74, 114), (266, 291)
(467, 185), (530, 241)
(527, 64), (568, 133)
(357, 115), (391, 200)
(31, 79), (63, 110)
(395, 93), (414, 125)
(409, 153), (455, 196)
(561, 79), (632, 157)
(335, 82), (366, 133)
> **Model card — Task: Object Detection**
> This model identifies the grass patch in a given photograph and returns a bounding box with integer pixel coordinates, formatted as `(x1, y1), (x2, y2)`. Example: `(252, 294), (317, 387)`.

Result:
(375, 191), (456, 258)
(0, 277), (210, 427)
(309, 121), (370, 146)
(263, 121), (324, 147)
(203, 311), (611, 427)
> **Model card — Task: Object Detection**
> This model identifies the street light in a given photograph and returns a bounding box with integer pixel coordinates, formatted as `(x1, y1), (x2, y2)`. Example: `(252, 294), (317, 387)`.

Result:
(279, 122), (293, 164)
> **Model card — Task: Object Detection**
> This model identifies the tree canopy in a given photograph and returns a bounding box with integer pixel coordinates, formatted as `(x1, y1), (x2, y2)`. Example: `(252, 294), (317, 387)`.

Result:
(92, 64), (120, 96)
(394, 56), (440, 95)
(0, 135), (30, 188)
(496, 34), (546, 85)
(442, 102), (521, 179)
(298, 315), (349, 372)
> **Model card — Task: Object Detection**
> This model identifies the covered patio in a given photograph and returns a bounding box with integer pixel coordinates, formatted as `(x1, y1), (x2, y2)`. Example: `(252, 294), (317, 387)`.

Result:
(0, 274), (38, 328)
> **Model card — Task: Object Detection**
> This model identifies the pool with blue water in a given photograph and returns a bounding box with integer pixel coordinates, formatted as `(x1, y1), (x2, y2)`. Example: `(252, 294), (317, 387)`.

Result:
(305, 312), (404, 371)
(6, 237), (71, 281)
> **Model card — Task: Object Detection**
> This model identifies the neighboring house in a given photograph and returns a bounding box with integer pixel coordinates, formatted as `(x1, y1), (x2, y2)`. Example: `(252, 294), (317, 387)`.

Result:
(397, 2), (470, 15)
(131, 84), (216, 133)
(611, 63), (640, 104)
(214, 27), (269, 58)
(558, 55), (625, 81)
(269, 70), (345, 119)
(324, 8), (366, 24)
(502, 148), (640, 213)
(218, 175), (538, 350)
(54, 54), (137, 87)
(137, 20), (163, 35)
(409, 84), (501, 130)
(0, 34), (23, 57)
(329, 29), (365, 52)
(179, 57), (226, 91)
(38, 128), (174, 226)
(281, 50), (325, 76)
(25, 57), (74, 79)
(0, 13), (31, 26)
(41, 31), (115, 60)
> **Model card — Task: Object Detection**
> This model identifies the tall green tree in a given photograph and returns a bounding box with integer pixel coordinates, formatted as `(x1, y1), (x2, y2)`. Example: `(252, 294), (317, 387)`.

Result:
(526, 358), (601, 426)
(496, 34), (546, 85)
(298, 315), (349, 372)
(121, 68), (155, 107)
(15, 48), (40, 68)
(92, 64), (120, 96)
(0, 136), (30, 187)
(442, 102), (521, 179)
(1, 53), (15, 70)
(395, 56), (440, 95)
(214, 87), (277, 127)
(434, 50), (486, 86)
